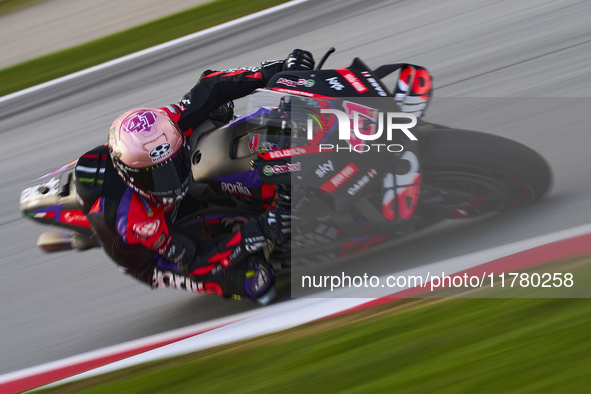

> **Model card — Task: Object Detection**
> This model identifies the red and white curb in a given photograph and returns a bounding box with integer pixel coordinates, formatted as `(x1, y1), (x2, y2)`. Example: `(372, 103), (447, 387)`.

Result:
(2, 223), (591, 393)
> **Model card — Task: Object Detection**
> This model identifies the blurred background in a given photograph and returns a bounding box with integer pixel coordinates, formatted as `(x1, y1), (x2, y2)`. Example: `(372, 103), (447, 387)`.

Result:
(1, 0), (591, 391)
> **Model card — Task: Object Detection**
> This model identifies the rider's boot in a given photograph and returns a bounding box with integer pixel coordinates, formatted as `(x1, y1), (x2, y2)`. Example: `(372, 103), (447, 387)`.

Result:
(224, 256), (276, 305)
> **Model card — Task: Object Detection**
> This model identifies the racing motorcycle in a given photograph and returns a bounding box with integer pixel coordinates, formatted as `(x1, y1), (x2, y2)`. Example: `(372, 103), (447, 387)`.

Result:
(19, 49), (552, 269)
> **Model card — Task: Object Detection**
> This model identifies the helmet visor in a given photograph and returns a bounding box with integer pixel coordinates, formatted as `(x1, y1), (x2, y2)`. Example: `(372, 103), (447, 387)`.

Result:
(130, 145), (192, 199)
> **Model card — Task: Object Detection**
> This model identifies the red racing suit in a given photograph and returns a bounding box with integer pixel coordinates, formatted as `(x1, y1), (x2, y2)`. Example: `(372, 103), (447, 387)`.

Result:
(74, 60), (284, 299)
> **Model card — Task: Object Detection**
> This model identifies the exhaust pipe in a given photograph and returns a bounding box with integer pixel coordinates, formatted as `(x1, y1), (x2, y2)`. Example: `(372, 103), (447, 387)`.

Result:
(37, 230), (100, 253)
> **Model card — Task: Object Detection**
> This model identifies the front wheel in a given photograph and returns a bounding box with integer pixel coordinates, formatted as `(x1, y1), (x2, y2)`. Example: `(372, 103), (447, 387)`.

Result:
(418, 126), (552, 217)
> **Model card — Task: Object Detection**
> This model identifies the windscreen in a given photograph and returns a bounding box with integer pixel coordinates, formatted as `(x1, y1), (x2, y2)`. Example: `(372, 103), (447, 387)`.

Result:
(243, 89), (322, 152)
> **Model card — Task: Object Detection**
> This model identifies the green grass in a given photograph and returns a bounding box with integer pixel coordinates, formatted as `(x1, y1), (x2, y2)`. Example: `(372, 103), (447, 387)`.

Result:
(36, 257), (591, 393)
(0, 0), (288, 98)
(0, 0), (47, 15)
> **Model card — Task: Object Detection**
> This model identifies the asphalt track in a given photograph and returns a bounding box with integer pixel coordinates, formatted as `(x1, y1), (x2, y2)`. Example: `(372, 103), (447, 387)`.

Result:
(1, 0), (591, 375)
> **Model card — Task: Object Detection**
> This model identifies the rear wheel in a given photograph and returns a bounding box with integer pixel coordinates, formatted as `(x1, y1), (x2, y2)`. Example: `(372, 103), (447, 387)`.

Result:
(418, 126), (552, 216)
(292, 127), (552, 264)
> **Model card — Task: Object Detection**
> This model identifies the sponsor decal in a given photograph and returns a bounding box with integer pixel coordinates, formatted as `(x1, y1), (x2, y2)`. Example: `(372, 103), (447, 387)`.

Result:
(258, 145), (324, 160)
(348, 169), (378, 195)
(221, 181), (253, 198)
(394, 66), (432, 117)
(229, 246), (242, 261)
(203, 67), (261, 78)
(166, 244), (178, 259)
(152, 233), (167, 249)
(165, 105), (178, 114)
(271, 87), (330, 98)
(315, 160), (334, 178)
(20, 176), (60, 206)
(133, 218), (161, 240)
(255, 265), (270, 291)
(246, 241), (268, 252)
(123, 111), (157, 133)
(222, 66), (260, 73)
(326, 76), (345, 91)
(245, 236), (266, 243)
(266, 147), (307, 159)
(181, 98), (191, 105)
(138, 195), (153, 217)
(60, 210), (91, 228)
(261, 59), (284, 68)
(335, 69), (369, 93)
(360, 71), (388, 96)
(245, 235), (269, 252)
(262, 162), (301, 176)
(249, 134), (280, 153)
(152, 269), (203, 293)
(382, 151), (421, 221)
(149, 143), (173, 162)
(276, 77), (315, 88)
(248, 134), (259, 152)
(319, 163), (359, 193)
(28, 211), (56, 219)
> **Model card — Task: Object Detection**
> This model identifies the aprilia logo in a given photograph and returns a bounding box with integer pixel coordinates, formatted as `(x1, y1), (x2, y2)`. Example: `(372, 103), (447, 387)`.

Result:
(221, 181), (252, 197)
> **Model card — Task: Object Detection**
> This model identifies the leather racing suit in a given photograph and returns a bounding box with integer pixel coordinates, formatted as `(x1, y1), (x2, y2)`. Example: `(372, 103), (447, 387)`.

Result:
(74, 59), (287, 301)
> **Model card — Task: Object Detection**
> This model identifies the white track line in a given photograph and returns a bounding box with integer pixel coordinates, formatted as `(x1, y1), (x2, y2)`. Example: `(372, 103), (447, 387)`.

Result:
(0, 0), (309, 104)
(6, 220), (591, 392)
(326, 221), (591, 298)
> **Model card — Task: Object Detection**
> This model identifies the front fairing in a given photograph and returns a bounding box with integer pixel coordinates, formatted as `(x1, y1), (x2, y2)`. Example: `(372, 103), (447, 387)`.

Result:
(20, 160), (93, 235)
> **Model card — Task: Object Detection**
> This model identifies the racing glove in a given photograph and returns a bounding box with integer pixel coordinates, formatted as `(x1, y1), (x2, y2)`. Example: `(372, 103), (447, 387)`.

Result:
(162, 188), (294, 276)
(259, 50), (314, 82)
(210, 100), (235, 123)
(261, 59), (286, 81)
(260, 185), (294, 242)
(283, 49), (315, 71)
(237, 186), (294, 248)
(164, 219), (274, 276)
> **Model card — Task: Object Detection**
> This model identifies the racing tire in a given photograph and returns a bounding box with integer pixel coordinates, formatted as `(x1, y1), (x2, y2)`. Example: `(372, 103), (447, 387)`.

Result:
(418, 127), (552, 214)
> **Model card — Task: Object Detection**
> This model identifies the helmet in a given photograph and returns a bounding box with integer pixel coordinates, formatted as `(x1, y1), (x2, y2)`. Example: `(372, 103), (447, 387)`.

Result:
(108, 107), (192, 204)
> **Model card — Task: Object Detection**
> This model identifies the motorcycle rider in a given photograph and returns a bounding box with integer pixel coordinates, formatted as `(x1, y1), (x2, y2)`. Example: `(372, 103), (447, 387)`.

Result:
(74, 49), (315, 304)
